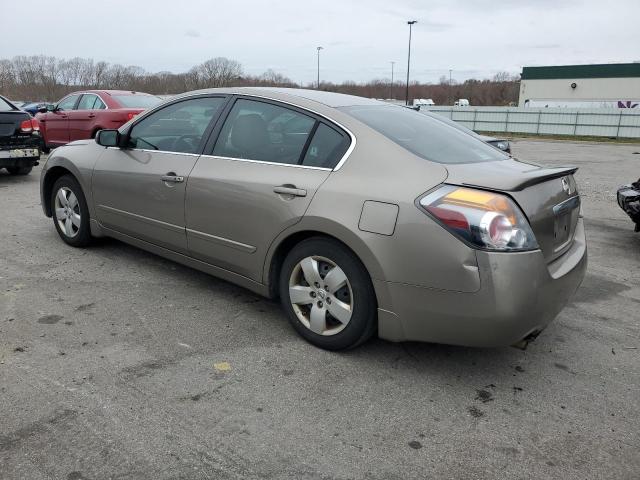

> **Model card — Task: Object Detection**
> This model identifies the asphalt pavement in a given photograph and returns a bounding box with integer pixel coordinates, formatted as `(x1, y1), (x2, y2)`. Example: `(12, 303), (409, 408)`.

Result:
(1, 139), (639, 479)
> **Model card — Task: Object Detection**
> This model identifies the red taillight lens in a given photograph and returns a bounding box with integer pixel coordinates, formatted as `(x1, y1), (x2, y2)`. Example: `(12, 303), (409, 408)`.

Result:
(126, 113), (138, 121)
(20, 118), (40, 133)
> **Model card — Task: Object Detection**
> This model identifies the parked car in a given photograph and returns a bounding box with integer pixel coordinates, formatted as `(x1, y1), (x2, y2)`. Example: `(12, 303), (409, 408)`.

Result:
(419, 109), (511, 153)
(413, 98), (435, 107)
(0, 94), (40, 175)
(617, 179), (640, 231)
(454, 99), (470, 106)
(40, 88), (586, 350)
(20, 102), (47, 116)
(36, 90), (162, 151)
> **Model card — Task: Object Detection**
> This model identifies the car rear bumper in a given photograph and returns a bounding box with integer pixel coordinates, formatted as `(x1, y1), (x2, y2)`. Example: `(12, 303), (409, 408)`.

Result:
(0, 147), (40, 168)
(376, 217), (587, 347)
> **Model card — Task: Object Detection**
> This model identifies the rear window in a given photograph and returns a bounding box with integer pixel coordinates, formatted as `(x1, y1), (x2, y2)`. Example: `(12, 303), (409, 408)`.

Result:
(0, 97), (16, 112)
(111, 95), (162, 109)
(340, 105), (506, 164)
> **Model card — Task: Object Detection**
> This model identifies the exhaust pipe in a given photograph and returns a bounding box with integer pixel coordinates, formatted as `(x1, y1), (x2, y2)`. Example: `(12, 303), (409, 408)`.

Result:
(511, 330), (542, 350)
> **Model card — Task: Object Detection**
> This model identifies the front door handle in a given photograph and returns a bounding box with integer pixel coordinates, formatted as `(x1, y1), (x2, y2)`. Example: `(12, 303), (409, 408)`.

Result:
(88, 114), (96, 118)
(161, 174), (184, 183)
(274, 185), (307, 197)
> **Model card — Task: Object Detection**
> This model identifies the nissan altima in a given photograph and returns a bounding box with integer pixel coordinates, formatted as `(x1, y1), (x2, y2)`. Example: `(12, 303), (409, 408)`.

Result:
(40, 88), (587, 350)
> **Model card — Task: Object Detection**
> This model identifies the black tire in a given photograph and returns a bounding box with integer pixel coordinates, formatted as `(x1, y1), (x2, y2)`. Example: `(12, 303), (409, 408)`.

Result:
(50, 175), (92, 247)
(279, 237), (377, 350)
(7, 166), (32, 175)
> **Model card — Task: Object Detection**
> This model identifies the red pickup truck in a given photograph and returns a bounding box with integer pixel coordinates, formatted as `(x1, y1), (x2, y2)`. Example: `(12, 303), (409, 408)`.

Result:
(36, 90), (162, 151)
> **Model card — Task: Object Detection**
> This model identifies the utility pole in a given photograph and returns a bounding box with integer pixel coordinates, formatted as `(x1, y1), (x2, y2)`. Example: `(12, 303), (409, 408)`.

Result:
(405, 20), (417, 106)
(390, 61), (395, 99)
(316, 46), (323, 89)
(449, 69), (452, 105)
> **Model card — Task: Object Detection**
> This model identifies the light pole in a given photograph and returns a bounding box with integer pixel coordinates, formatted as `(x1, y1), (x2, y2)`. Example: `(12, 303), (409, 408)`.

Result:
(449, 69), (452, 105)
(405, 20), (417, 106)
(390, 61), (395, 99)
(316, 46), (323, 89)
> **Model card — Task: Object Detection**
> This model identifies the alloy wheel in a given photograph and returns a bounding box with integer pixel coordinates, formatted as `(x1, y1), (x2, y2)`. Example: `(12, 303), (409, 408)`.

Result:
(54, 187), (81, 238)
(288, 255), (353, 336)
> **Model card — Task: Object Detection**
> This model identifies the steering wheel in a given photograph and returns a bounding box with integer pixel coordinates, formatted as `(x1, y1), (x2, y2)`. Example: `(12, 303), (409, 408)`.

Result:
(173, 135), (201, 153)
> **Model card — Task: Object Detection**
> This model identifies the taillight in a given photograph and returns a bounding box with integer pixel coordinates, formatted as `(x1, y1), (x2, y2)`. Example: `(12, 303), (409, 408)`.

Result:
(20, 118), (40, 133)
(126, 113), (138, 121)
(418, 185), (538, 251)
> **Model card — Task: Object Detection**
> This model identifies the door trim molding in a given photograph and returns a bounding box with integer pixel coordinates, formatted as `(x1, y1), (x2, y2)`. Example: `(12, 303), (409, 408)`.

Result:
(96, 204), (184, 234)
(186, 228), (257, 253)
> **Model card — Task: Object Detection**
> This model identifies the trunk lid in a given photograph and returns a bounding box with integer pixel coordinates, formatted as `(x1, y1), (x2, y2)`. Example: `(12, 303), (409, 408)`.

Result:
(445, 159), (580, 263)
(0, 111), (31, 139)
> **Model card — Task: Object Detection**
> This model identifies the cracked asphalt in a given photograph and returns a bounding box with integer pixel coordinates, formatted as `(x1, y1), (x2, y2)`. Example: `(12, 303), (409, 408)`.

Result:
(1, 139), (639, 479)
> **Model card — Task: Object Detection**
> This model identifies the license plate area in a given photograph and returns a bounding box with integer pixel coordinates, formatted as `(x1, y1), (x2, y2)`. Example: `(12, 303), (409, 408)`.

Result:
(553, 196), (580, 252)
(10, 148), (39, 158)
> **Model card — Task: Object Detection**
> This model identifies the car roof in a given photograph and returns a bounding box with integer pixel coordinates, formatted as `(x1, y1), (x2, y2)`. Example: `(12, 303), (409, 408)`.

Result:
(76, 90), (156, 96)
(184, 87), (384, 108)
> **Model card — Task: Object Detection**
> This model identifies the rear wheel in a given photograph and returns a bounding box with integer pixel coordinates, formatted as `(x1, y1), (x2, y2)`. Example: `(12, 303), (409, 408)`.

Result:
(51, 175), (92, 247)
(7, 166), (32, 175)
(279, 237), (376, 350)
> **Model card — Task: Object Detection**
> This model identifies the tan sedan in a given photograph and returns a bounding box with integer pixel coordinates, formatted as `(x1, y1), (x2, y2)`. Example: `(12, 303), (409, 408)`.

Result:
(40, 88), (587, 350)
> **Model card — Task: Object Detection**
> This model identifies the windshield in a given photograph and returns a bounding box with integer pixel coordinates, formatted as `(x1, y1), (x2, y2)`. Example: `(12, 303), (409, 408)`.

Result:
(0, 97), (17, 112)
(340, 105), (506, 164)
(112, 95), (162, 109)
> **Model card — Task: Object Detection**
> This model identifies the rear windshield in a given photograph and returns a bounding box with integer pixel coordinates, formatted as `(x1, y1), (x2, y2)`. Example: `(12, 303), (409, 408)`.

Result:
(0, 97), (17, 112)
(339, 105), (506, 164)
(111, 95), (162, 109)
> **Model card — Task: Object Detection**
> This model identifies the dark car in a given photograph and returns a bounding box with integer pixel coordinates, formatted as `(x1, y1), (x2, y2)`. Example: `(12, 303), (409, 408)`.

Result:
(416, 108), (511, 153)
(0, 95), (40, 175)
(21, 102), (47, 116)
(36, 90), (162, 151)
(617, 179), (640, 231)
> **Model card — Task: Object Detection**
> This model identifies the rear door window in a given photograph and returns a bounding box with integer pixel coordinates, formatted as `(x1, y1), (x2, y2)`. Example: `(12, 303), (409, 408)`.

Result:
(302, 123), (349, 168)
(212, 99), (315, 165)
(77, 94), (98, 110)
(127, 96), (226, 154)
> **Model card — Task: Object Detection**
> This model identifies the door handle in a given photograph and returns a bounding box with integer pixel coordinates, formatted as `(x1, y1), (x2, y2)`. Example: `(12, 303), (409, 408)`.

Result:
(88, 114), (96, 118)
(273, 185), (307, 197)
(161, 175), (184, 183)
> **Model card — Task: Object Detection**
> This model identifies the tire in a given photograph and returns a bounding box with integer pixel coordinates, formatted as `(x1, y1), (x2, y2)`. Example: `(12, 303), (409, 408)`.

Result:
(7, 166), (32, 175)
(279, 237), (377, 350)
(50, 175), (92, 247)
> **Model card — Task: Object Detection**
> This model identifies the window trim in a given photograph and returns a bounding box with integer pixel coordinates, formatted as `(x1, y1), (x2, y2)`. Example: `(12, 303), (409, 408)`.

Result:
(201, 94), (355, 171)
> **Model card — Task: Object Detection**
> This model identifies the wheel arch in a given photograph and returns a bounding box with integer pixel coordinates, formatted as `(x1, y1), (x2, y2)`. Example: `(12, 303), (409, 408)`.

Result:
(42, 165), (77, 217)
(263, 219), (388, 305)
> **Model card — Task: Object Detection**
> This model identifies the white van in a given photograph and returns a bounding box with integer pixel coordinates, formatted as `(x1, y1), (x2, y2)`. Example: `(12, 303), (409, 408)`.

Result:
(413, 98), (435, 107)
(454, 99), (470, 107)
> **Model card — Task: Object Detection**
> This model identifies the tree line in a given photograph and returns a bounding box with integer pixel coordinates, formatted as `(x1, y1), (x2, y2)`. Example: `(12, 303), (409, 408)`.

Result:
(0, 55), (519, 106)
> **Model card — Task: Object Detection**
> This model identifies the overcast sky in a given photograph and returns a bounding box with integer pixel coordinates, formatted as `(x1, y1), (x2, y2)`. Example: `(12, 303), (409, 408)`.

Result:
(3, 0), (639, 84)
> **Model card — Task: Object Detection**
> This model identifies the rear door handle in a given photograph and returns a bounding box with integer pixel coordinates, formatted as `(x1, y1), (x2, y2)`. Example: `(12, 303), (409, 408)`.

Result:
(88, 114), (96, 118)
(273, 185), (307, 197)
(161, 175), (184, 183)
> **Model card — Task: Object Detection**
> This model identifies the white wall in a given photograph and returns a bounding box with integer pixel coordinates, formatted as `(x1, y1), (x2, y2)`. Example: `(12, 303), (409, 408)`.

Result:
(518, 77), (640, 107)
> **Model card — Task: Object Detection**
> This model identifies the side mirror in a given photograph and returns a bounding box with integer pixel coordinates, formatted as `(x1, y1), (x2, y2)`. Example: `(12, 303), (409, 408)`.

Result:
(95, 129), (120, 148)
(38, 105), (49, 114)
(46, 104), (56, 112)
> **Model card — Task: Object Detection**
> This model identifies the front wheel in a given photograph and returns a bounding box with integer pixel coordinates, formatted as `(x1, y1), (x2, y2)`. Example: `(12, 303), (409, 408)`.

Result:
(51, 175), (92, 247)
(279, 237), (377, 350)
